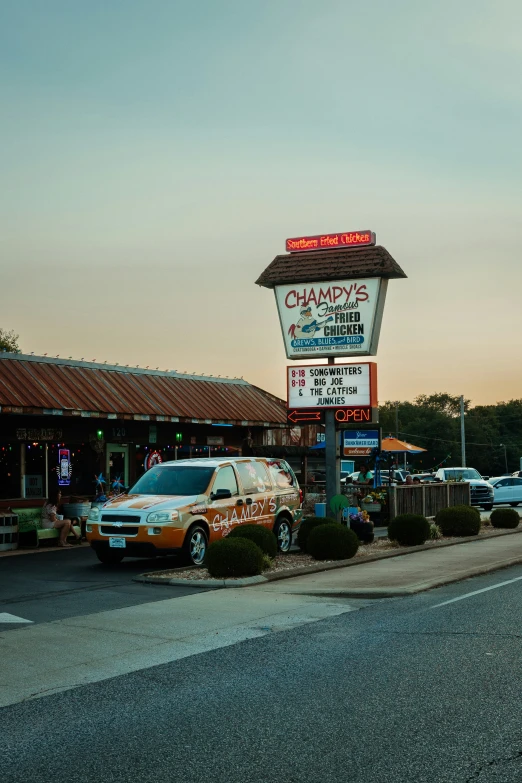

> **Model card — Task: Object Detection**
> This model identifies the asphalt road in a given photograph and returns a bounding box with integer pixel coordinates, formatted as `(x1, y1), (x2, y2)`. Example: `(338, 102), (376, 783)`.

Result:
(3, 565), (522, 782)
(0, 546), (204, 627)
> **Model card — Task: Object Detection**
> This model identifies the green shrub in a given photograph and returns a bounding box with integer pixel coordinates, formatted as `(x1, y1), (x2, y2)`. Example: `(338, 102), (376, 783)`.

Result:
(307, 523), (359, 561)
(429, 523), (442, 540)
(228, 524), (277, 558)
(490, 508), (520, 529)
(434, 505), (481, 537)
(297, 516), (337, 553)
(388, 514), (431, 546)
(205, 538), (264, 578)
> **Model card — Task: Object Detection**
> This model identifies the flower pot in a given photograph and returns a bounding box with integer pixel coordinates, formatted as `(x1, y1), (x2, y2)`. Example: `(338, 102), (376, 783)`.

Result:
(350, 519), (375, 544)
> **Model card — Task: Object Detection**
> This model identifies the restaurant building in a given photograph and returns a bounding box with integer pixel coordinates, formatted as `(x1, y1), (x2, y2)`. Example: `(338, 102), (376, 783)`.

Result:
(0, 353), (316, 502)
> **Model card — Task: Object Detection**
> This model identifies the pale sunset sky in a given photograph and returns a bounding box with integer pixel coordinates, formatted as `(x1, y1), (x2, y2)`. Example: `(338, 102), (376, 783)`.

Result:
(2, 1), (521, 406)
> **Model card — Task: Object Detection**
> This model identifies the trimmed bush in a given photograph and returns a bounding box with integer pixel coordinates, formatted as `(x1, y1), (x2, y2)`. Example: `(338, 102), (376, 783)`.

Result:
(388, 514), (431, 546)
(297, 516), (337, 553)
(434, 505), (481, 537)
(228, 524), (277, 558)
(307, 523), (359, 561)
(205, 538), (264, 578)
(490, 508), (520, 529)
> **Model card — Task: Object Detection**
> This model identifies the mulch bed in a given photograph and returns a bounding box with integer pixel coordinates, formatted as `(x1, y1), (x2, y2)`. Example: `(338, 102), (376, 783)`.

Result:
(144, 525), (510, 582)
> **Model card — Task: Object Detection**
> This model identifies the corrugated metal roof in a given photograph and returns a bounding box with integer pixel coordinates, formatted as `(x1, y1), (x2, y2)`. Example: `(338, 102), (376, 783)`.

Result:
(0, 355), (287, 426)
(255, 245), (407, 288)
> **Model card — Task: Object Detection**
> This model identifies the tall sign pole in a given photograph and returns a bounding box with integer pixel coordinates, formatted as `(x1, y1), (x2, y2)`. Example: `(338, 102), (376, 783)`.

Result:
(256, 230), (407, 518)
(324, 357), (339, 517)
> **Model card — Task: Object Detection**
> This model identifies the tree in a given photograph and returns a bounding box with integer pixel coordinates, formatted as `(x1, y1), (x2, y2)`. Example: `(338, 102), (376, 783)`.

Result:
(0, 329), (21, 353)
(380, 394), (522, 475)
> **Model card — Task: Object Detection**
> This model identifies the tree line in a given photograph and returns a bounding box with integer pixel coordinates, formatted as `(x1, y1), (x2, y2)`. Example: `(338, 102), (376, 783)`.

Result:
(379, 393), (522, 477)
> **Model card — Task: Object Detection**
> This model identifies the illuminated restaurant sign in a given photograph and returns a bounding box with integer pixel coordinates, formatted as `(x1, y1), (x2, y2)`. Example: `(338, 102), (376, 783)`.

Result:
(275, 277), (387, 358)
(287, 363), (377, 410)
(285, 231), (375, 253)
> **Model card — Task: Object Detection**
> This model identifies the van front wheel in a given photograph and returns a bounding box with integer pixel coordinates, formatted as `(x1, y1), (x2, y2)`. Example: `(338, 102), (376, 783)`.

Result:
(96, 550), (124, 565)
(183, 525), (208, 566)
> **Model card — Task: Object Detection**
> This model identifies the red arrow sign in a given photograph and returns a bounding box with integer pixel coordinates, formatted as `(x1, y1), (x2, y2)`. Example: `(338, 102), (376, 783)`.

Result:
(287, 410), (323, 423)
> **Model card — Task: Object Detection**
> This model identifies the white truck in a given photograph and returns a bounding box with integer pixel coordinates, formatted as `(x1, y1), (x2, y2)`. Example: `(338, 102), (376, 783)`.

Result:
(434, 467), (494, 510)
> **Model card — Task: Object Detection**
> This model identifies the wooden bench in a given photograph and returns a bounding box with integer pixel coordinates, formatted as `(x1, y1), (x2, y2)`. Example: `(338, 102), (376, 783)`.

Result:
(12, 507), (81, 548)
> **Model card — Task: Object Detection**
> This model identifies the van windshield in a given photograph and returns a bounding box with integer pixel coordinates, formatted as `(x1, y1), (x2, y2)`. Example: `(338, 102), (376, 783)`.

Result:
(129, 466), (215, 496)
(444, 469), (482, 481)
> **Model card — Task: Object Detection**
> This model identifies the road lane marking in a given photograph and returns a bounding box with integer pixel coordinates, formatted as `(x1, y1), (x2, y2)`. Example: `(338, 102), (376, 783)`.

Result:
(431, 575), (522, 609)
(0, 612), (33, 623)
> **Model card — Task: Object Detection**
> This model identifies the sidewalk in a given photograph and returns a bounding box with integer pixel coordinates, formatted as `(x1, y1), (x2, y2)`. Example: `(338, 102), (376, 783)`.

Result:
(253, 531), (522, 598)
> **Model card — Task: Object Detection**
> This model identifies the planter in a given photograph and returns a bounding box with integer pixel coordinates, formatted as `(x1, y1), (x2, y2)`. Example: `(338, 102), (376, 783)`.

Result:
(361, 502), (381, 513)
(62, 502), (91, 520)
(349, 519), (375, 544)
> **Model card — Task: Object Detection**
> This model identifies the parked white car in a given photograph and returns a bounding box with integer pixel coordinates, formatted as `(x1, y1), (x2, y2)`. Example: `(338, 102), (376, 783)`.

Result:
(489, 476), (522, 507)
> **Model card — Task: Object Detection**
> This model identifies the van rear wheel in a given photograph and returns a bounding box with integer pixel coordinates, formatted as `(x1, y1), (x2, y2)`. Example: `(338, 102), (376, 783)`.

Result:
(274, 517), (293, 553)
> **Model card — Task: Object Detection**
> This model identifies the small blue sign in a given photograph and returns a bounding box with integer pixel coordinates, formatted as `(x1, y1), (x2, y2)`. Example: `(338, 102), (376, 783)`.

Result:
(343, 429), (379, 450)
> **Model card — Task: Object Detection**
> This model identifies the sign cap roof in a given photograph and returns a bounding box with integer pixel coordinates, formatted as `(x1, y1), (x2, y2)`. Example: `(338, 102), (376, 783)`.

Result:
(255, 245), (407, 289)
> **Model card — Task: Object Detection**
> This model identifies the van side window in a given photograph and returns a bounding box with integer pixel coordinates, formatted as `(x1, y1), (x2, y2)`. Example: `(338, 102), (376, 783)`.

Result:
(236, 461), (271, 494)
(212, 466), (239, 496)
(268, 460), (294, 489)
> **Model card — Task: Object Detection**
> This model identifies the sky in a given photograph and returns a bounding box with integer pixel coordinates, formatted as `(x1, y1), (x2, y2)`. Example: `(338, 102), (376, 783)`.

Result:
(1, 0), (521, 407)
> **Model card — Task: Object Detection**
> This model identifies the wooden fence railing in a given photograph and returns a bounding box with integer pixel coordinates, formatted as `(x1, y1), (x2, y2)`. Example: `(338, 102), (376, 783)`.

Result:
(388, 483), (471, 520)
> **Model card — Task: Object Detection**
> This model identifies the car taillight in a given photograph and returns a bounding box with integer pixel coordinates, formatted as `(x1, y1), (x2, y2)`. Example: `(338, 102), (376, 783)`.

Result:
(299, 489), (303, 505)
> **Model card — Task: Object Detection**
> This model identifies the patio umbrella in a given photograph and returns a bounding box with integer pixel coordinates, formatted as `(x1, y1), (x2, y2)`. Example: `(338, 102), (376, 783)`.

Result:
(381, 436), (427, 474)
(381, 436), (427, 454)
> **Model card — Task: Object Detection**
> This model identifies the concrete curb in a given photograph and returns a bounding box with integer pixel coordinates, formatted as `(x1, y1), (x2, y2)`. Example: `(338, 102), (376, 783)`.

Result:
(134, 527), (522, 590)
(134, 574), (268, 588)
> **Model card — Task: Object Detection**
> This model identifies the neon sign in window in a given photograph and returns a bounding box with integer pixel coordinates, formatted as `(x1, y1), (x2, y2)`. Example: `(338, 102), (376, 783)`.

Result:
(56, 448), (72, 486)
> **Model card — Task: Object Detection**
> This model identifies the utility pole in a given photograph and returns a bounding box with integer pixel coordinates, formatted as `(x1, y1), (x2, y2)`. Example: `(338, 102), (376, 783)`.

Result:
(500, 443), (508, 472)
(460, 395), (466, 467)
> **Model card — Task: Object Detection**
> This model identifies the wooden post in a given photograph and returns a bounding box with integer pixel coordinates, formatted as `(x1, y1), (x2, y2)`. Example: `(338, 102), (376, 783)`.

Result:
(20, 443), (26, 499)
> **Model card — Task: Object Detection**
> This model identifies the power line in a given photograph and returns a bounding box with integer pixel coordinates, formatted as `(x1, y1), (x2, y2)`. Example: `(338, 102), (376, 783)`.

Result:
(398, 431), (522, 448)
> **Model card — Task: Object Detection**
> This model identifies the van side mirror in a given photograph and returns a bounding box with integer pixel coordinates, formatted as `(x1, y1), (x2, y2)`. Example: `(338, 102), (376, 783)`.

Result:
(211, 488), (232, 500)
(482, 476), (489, 481)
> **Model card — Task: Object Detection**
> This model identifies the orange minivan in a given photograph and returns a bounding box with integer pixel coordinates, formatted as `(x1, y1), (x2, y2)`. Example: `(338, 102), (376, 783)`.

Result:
(86, 457), (303, 565)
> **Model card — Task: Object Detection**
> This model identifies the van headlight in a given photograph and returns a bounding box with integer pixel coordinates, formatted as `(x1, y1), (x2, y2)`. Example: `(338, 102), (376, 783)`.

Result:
(147, 510), (179, 523)
(88, 507), (100, 521)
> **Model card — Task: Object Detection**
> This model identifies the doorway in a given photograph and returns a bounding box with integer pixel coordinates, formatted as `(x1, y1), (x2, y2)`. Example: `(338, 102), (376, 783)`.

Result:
(106, 444), (129, 491)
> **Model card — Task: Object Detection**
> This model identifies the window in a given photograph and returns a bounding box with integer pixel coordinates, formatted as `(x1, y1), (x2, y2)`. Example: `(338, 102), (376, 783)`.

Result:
(129, 466), (214, 496)
(212, 466), (239, 496)
(495, 479), (510, 487)
(268, 460), (295, 489)
(236, 461), (271, 494)
(444, 469), (482, 481)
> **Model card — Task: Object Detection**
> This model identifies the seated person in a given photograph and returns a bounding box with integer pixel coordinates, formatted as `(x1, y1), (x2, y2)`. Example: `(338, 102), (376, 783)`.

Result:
(356, 464), (372, 485)
(412, 476), (421, 484)
(41, 489), (81, 548)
